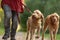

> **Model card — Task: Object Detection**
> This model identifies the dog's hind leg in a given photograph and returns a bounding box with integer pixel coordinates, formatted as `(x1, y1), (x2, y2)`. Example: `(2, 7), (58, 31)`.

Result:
(26, 30), (30, 40)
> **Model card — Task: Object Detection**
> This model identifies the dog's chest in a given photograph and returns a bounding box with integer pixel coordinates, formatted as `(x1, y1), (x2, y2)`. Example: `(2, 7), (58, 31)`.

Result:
(31, 21), (41, 28)
(48, 23), (59, 31)
(28, 17), (41, 28)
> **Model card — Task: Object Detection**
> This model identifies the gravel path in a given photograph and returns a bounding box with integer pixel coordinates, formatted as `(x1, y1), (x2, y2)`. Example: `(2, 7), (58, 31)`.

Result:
(0, 32), (48, 40)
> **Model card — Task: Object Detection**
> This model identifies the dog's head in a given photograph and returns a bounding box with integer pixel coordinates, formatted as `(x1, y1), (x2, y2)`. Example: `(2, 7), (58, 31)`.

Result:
(50, 13), (59, 24)
(32, 10), (43, 21)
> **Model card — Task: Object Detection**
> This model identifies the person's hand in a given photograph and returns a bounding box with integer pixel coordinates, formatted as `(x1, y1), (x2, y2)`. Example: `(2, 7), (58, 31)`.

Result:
(22, 3), (26, 9)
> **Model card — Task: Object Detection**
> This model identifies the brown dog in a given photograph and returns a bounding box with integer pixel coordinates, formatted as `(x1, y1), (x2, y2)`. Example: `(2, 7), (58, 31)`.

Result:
(42, 13), (59, 40)
(26, 10), (44, 40)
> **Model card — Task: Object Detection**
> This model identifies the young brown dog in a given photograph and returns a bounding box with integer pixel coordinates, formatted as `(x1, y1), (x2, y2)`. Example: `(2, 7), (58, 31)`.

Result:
(26, 10), (44, 40)
(42, 13), (59, 40)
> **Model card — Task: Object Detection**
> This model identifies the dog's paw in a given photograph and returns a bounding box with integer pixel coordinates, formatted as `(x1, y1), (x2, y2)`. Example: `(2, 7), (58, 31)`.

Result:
(35, 36), (40, 39)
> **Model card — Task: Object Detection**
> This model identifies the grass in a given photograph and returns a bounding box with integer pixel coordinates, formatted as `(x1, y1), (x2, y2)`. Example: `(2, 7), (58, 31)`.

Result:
(0, 27), (4, 35)
(42, 33), (60, 40)
(56, 34), (60, 40)
(0, 8), (4, 35)
(0, 20), (4, 35)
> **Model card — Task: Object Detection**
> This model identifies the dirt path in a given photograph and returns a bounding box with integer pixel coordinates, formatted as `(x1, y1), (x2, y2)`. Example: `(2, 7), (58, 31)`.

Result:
(0, 32), (48, 40)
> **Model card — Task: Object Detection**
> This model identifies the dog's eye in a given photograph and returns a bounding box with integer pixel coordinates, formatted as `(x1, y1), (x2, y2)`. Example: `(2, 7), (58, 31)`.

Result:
(40, 16), (43, 18)
(36, 13), (38, 14)
(55, 16), (58, 18)
(37, 13), (39, 14)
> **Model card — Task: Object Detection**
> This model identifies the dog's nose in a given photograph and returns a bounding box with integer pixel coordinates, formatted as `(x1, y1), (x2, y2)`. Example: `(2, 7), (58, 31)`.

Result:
(32, 15), (36, 18)
(32, 15), (35, 17)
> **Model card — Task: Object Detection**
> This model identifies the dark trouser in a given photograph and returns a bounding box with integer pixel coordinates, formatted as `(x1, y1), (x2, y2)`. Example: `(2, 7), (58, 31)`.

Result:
(2, 4), (18, 40)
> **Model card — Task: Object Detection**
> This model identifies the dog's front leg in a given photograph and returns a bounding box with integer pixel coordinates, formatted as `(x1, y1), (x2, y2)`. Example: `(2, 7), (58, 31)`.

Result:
(36, 26), (40, 38)
(53, 32), (56, 40)
(50, 31), (53, 40)
(30, 30), (33, 40)
(30, 29), (35, 40)
(53, 29), (58, 40)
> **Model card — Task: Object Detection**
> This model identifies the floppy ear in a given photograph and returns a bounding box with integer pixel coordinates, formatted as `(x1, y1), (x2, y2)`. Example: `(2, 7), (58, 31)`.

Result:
(41, 14), (44, 26)
(55, 15), (59, 22)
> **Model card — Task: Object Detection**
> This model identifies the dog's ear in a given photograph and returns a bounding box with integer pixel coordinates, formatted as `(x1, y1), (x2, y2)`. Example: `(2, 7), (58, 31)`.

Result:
(55, 15), (59, 22)
(53, 13), (59, 22)
(41, 14), (44, 26)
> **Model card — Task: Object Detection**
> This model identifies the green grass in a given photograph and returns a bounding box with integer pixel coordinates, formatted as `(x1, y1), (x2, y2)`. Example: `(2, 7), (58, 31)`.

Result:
(0, 9), (4, 35)
(42, 33), (60, 40)
(0, 20), (4, 35)
(0, 28), (4, 35)
(56, 34), (60, 40)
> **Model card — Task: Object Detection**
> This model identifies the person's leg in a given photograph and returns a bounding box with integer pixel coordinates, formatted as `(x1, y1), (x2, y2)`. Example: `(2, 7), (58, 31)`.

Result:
(11, 11), (18, 40)
(2, 4), (12, 39)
